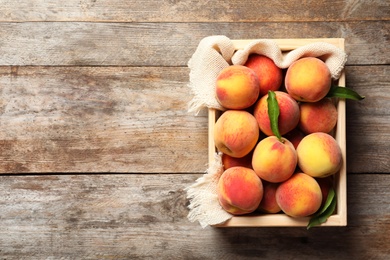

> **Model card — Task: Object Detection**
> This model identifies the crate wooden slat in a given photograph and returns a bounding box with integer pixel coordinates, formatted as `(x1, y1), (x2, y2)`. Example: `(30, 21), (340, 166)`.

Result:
(209, 38), (347, 227)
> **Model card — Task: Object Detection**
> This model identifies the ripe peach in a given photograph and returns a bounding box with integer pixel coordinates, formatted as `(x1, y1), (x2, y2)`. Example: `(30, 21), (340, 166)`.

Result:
(222, 151), (253, 170)
(244, 54), (283, 97)
(258, 182), (281, 213)
(218, 166), (263, 215)
(316, 176), (334, 207)
(299, 98), (338, 134)
(283, 128), (306, 149)
(285, 57), (331, 102)
(252, 136), (297, 183)
(276, 173), (322, 217)
(215, 65), (260, 109)
(297, 132), (342, 178)
(253, 91), (300, 136)
(214, 110), (259, 158)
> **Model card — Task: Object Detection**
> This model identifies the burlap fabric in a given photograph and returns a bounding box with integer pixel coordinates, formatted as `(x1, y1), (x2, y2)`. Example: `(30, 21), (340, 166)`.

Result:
(185, 35), (347, 228)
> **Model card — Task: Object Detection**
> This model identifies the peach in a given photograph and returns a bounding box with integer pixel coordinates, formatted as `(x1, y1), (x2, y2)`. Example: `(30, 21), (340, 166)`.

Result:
(299, 98), (338, 134)
(252, 136), (297, 183)
(244, 54), (283, 97)
(276, 173), (322, 217)
(215, 65), (260, 109)
(253, 91), (300, 136)
(214, 110), (259, 158)
(258, 182), (281, 213)
(283, 128), (306, 149)
(222, 151), (253, 170)
(285, 57), (331, 102)
(218, 166), (263, 215)
(316, 176), (334, 207)
(297, 132), (342, 178)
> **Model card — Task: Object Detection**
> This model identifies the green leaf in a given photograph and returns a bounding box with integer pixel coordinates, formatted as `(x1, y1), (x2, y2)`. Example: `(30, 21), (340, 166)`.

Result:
(267, 91), (282, 141)
(326, 85), (365, 100)
(307, 187), (337, 229)
(307, 196), (337, 229)
(317, 188), (335, 216)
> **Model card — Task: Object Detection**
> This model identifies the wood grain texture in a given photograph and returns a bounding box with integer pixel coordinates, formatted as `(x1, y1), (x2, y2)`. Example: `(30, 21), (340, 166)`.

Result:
(0, 66), (208, 173)
(346, 66), (390, 173)
(0, 21), (388, 66)
(0, 0), (389, 258)
(0, 173), (389, 259)
(0, 66), (388, 173)
(0, 0), (388, 22)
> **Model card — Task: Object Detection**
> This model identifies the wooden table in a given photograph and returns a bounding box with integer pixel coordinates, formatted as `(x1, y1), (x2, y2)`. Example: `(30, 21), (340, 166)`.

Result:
(0, 1), (389, 259)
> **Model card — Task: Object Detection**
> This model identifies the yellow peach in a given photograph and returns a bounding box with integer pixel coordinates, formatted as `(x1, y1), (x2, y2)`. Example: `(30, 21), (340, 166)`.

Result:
(218, 166), (263, 215)
(214, 110), (259, 158)
(253, 91), (300, 136)
(216, 65), (260, 109)
(276, 173), (322, 217)
(297, 132), (342, 178)
(285, 57), (331, 102)
(252, 136), (297, 183)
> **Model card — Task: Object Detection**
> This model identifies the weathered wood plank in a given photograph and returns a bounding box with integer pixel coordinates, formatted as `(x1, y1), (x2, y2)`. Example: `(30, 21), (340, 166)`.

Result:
(0, 173), (389, 259)
(0, 0), (388, 22)
(0, 1), (387, 259)
(346, 65), (390, 173)
(0, 65), (388, 173)
(0, 66), (208, 173)
(0, 21), (388, 66)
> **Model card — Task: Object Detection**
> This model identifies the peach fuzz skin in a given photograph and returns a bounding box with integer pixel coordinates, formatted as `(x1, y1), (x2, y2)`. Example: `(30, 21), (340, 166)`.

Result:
(297, 132), (342, 178)
(299, 98), (338, 134)
(283, 128), (306, 149)
(253, 91), (300, 136)
(252, 136), (297, 183)
(215, 65), (260, 110)
(218, 166), (263, 215)
(285, 57), (331, 102)
(258, 182), (281, 214)
(276, 173), (322, 218)
(214, 110), (259, 158)
(244, 54), (283, 97)
(222, 151), (253, 170)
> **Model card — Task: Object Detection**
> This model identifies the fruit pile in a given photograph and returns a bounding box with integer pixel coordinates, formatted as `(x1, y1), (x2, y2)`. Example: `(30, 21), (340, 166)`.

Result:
(214, 55), (346, 226)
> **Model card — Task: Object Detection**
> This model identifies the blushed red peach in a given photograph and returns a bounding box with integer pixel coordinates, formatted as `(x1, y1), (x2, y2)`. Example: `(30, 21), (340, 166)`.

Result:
(215, 65), (260, 109)
(222, 151), (253, 170)
(244, 54), (283, 97)
(283, 128), (306, 149)
(214, 110), (259, 158)
(252, 136), (297, 183)
(276, 173), (322, 217)
(253, 91), (300, 136)
(299, 98), (338, 134)
(316, 176), (334, 207)
(218, 166), (263, 215)
(258, 182), (281, 213)
(285, 57), (331, 102)
(297, 132), (342, 178)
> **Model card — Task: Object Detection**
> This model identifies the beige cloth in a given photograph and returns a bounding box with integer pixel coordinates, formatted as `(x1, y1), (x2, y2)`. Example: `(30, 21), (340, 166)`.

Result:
(185, 36), (347, 228)
(185, 152), (231, 228)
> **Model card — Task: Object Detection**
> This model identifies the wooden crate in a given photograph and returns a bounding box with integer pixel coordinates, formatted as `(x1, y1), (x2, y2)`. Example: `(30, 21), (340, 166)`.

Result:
(209, 38), (347, 227)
